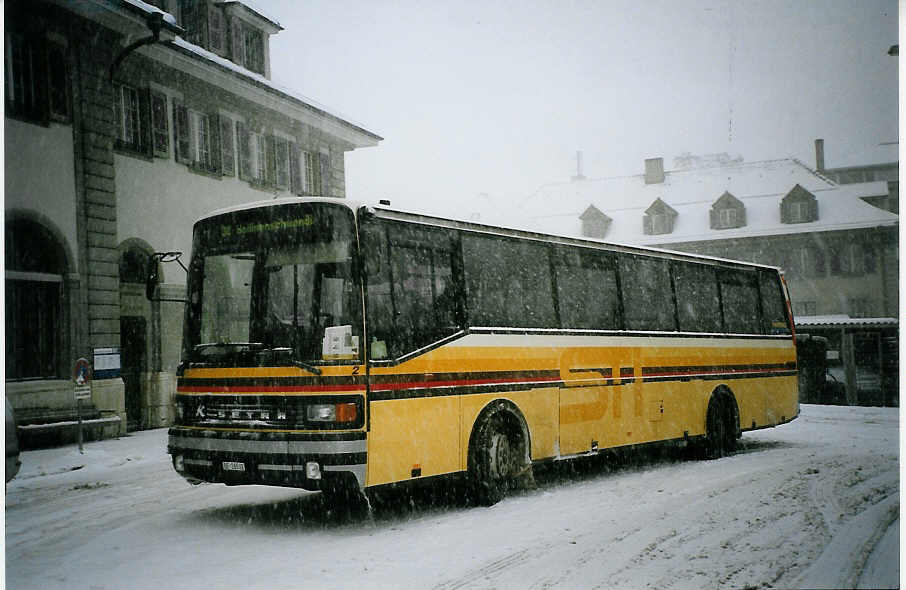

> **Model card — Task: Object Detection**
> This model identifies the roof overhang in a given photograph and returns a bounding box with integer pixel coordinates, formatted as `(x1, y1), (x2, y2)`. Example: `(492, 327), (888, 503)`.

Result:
(217, 1), (283, 34)
(145, 39), (382, 148)
(50, 0), (381, 149)
(53, 0), (184, 41)
(796, 315), (899, 329)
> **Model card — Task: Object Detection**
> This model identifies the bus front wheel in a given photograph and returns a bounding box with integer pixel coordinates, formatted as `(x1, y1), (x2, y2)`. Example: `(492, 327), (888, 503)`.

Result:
(470, 411), (528, 506)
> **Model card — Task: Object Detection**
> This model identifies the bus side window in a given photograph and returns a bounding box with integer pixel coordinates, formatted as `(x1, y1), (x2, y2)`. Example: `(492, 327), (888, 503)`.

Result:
(619, 256), (676, 332)
(718, 270), (762, 334)
(462, 234), (557, 329)
(553, 247), (621, 330)
(758, 271), (792, 335)
(673, 262), (722, 333)
(361, 220), (394, 359)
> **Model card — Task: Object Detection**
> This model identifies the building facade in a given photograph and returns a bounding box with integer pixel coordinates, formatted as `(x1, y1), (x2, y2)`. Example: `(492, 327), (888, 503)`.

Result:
(519, 150), (898, 406)
(5, 0), (381, 442)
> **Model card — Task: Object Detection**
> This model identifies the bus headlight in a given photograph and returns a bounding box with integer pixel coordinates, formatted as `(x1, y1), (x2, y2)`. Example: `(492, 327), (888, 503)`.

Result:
(306, 402), (358, 423)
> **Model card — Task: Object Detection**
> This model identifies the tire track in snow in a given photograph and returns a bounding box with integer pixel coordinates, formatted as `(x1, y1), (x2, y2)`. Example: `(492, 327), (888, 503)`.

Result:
(794, 490), (899, 589)
(431, 548), (537, 590)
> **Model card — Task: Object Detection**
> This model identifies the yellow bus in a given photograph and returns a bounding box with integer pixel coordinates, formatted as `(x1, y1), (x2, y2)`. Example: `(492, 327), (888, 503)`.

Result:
(166, 197), (798, 505)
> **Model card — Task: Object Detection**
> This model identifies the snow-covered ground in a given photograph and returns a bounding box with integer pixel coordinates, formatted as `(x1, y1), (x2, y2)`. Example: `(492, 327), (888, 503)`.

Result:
(5, 404), (898, 589)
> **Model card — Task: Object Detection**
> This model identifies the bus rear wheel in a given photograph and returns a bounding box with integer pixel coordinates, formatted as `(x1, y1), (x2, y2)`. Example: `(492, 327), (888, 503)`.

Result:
(705, 394), (737, 459)
(471, 412), (526, 506)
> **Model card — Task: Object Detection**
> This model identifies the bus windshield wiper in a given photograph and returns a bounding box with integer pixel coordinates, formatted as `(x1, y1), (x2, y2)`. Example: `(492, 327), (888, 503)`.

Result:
(291, 359), (322, 376)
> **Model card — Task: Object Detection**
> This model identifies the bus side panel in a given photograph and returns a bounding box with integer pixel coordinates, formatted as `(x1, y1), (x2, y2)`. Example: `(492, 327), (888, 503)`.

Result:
(764, 375), (799, 425)
(367, 395), (461, 487)
(459, 388), (559, 471)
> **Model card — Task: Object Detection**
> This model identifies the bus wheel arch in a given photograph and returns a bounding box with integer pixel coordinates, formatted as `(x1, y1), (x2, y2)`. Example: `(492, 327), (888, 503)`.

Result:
(467, 399), (533, 505)
(705, 386), (740, 458)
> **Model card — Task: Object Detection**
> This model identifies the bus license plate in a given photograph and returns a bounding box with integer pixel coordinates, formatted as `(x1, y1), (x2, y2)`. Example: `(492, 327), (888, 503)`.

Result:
(222, 461), (246, 472)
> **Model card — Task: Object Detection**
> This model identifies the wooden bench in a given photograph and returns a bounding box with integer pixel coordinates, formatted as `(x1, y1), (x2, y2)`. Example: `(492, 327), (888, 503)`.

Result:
(15, 405), (122, 449)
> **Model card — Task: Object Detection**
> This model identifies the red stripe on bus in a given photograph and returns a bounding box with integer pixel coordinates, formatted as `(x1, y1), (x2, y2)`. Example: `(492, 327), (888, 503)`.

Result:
(177, 385), (367, 393)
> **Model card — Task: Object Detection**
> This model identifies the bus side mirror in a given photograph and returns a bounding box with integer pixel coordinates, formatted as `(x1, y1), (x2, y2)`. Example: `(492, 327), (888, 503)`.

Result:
(146, 251), (187, 302)
(145, 255), (160, 301)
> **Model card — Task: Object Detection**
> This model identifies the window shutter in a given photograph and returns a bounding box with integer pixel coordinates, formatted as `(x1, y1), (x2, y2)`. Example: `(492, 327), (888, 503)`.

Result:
(265, 135), (276, 186)
(274, 138), (289, 190)
(220, 115), (235, 176)
(209, 112), (222, 173)
(138, 88), (154, 156)
(809, 199), (819, 222)
(780, 201), (790, 224)
(864, 243), (877, 274)
(150, 91), (169, 158)
(289, 142), (302, 194)
(113, 85), (123, 143)
(46, 42), (69, 121)
(709, 208), (718, 229)
(208, 6), (225, 54)
(738, 206), (747, 228)
(319, 151), (330, 197)
(643, 214), (652, 235)
(172, 98), (191, 164)
(230, 18), (244, 66)
(236, 120), (250, 180)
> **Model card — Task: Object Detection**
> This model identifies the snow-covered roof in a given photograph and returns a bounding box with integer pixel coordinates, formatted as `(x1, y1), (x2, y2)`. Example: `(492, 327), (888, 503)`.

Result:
(95, 0), (381, 147)
(519, 158), (897, 245)
(216, 1), (283, 33)
(796, 315), (898, 328)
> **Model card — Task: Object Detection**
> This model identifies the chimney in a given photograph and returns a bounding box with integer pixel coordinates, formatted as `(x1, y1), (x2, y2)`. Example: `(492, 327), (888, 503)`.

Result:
(571, 151), (586, 181)
(644, 157), (665, 184)
(815, 139), (825, 172)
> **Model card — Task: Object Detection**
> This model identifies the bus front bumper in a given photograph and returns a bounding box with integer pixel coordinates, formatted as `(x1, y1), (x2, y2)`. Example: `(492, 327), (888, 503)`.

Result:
(167, 427), (366, 491)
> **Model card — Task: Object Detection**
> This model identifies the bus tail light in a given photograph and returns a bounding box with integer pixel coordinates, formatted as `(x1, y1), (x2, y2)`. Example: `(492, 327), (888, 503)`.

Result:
(306, 402), (358, 423)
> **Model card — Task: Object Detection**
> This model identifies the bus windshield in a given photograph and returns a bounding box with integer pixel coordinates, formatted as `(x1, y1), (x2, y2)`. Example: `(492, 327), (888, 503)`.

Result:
(183, 203), (361, 368)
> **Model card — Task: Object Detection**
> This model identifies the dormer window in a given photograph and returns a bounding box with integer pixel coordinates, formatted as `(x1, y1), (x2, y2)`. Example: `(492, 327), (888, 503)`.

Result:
(178, 1), (282, 78)
(710, 191), (746, 230)
(643, 198), (678, 235)
(580, 205), (612, 239)
(781, 184), (818, 224)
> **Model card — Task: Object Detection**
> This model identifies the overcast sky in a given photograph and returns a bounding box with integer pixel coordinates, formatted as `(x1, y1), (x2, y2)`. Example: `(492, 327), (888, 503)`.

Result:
(266, 0), (898, 219)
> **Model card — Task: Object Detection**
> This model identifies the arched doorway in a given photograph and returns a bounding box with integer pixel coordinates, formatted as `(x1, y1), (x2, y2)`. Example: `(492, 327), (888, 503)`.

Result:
(5, 217), (70, 380)
(119, 240), (155, 431)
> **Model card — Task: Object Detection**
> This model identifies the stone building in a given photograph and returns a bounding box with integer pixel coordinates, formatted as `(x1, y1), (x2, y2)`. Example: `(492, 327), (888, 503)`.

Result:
(519, 150), (898, 406)
(5, 0), (382, 443)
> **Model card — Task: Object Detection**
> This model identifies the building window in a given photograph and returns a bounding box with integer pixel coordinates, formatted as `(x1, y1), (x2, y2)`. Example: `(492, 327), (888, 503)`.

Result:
(643, 198), (678, 235)
(6, 34), (70, 124)
(178, 0), (204, 45)
(173, 98), (221, 173)
(236, 122), (276, 185)
(230, 19), (266, 75)
(580, 205), (612, 239)
(114, 84), (144, 152)
(243, 27), (264, 74)
(5, 218), (67, 380)
(252, 131), (267, 180)
(150, 91), (169, 157)
(847, 298), (873, 318)
(830, 242), (872, 276)
(710, 192), (746, 230)
(790, 245), (824, 278)
(793, 301), (817, 317)
(191, 110), (212, 168)
(209, 6), (226, 54)
(781, 185), (818, 224)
